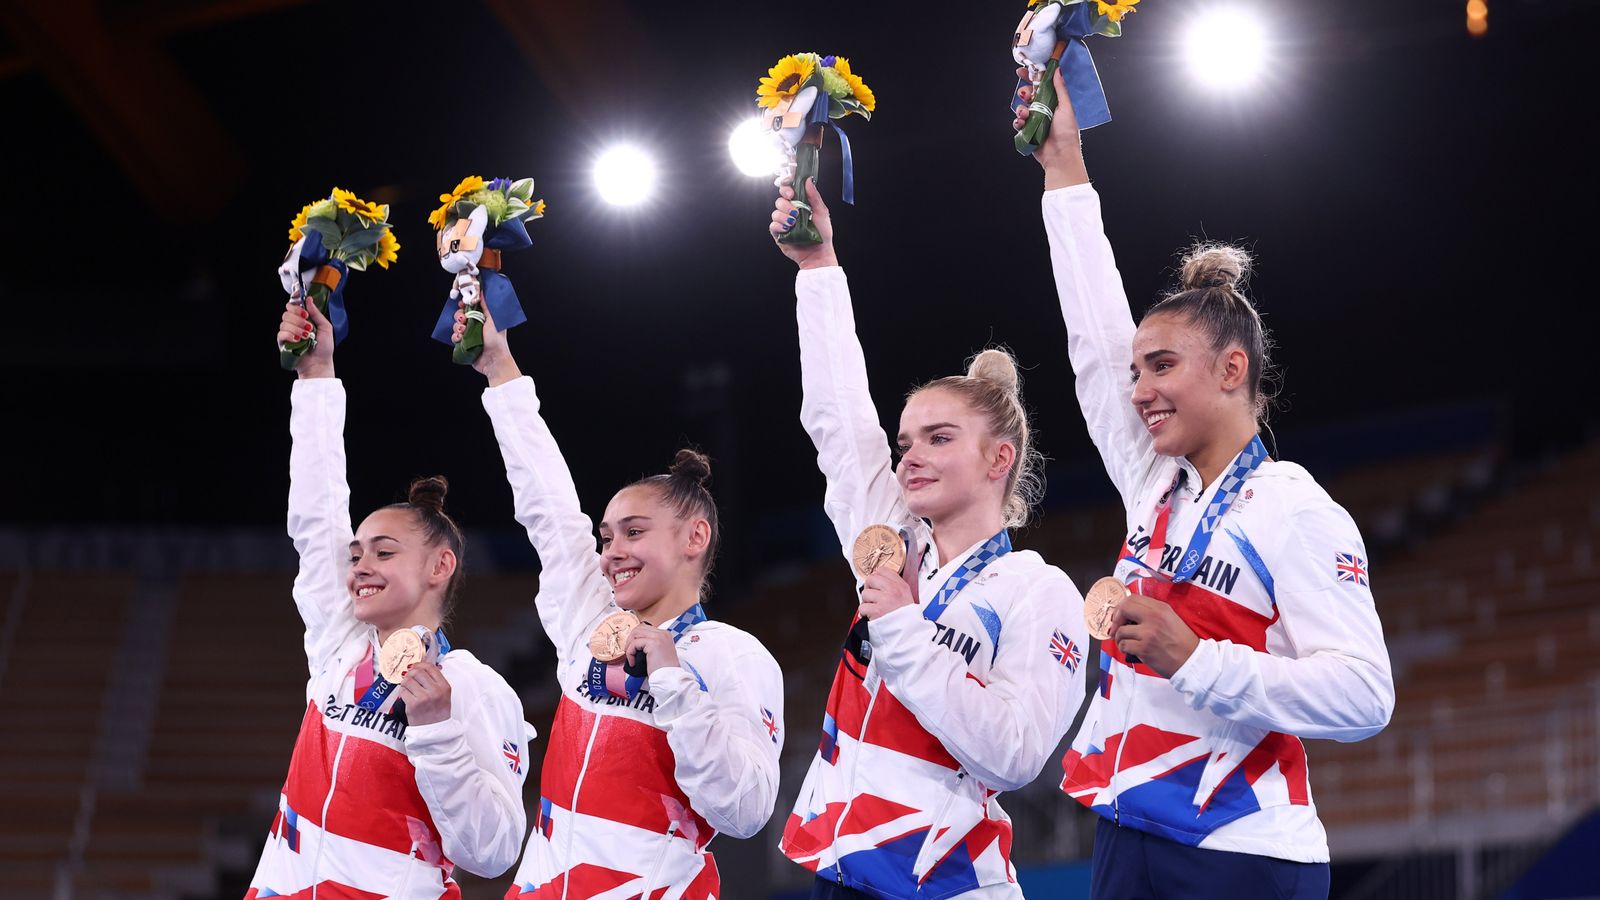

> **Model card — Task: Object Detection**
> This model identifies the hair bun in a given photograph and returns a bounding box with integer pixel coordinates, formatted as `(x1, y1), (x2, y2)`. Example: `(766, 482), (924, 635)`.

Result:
(407, 475), (450, 513)
(1180, 243), (1253, 292)
(966, 348), (1021, 396)
(669, 449), (712, 487)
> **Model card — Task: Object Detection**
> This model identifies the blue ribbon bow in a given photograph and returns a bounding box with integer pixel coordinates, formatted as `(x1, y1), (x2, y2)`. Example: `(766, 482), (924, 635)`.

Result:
(430, 216), (533, 345)
(803, 93), (857, 206)
(298, 230), (351, 345)
(1011, 2), (1113, 131)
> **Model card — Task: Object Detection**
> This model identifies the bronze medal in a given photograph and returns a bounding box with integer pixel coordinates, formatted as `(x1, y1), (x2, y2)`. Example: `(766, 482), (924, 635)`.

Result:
(379, 627), (430, 682)
(588, 610), (640, 663)
(852, 524), (907, 579)
(1084, 576), (1129, 642)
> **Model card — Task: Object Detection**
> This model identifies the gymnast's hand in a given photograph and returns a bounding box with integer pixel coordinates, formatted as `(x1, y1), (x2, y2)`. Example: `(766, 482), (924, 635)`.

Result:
(452, 300), (522, 387)
(279, 297), (334, 379)
(1013, 65), (1089, 190)
(770, 177), (839, 270)
(396, 661), (452, 726)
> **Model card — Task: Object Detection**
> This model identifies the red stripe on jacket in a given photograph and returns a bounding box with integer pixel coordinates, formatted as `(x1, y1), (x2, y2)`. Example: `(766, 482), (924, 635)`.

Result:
(540, 696), (714, 847)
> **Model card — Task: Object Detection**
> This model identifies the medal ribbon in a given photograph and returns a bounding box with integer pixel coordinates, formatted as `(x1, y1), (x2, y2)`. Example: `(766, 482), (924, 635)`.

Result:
(586, 604), (706, 700)
(354, 628), (452, 712)
(1120, 435), (1269, 584)
(921, 530), (1012, 624)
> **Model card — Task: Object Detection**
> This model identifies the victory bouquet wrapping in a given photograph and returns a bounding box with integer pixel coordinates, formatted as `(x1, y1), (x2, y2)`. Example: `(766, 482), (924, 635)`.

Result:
(276, 189), (398, 369)
(758, 53), (874, 246)
(1012, 0), (1138, 155)
(428, 176), (546, 365)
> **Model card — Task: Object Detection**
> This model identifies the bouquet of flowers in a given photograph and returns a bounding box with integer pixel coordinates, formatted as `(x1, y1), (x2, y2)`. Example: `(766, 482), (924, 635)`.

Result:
(758, 53), (875, 246)
(429, 176), (545, 365)
(277, 189), (398, 369)
(1012, 0), (1138, 155)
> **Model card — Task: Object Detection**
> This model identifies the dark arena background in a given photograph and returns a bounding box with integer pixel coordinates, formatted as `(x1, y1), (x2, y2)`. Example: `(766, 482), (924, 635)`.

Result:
(1, 0), (1597, 898)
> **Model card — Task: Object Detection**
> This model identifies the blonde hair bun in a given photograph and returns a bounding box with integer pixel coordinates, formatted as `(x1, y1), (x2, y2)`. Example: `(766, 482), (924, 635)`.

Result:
(1180, 243), (1253, 293)
(966, 348), (1021, 396)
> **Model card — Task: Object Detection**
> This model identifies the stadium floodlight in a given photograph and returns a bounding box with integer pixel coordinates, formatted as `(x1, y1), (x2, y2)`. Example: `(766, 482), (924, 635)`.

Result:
(1183, 8), (1270, 91)
(728, 117), (786, 178)
(593, 145), (657, 206)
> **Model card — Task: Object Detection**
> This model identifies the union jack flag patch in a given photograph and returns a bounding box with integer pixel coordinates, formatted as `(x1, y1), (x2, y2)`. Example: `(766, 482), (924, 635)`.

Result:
(502, 739), (522, 775)
(1049, 631), (1081, 673)
(761, 707), (779, 744)
(1335, 553), (1368, 586)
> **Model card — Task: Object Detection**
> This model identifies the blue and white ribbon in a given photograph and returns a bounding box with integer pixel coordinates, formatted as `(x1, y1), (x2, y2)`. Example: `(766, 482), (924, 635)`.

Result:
(1121, 435), (1269, 585)
(922, 531), (1013, 624)
(585, 604), (707, 701)
(356, 629), (452, 712)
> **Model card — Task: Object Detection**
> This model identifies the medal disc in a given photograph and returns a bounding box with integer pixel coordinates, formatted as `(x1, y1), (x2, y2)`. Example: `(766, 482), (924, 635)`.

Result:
(379, 628), (429, 682)
(588, 610), (640, 663)
(852, 524), (907, 579)
(1084, 576), (1129, 642)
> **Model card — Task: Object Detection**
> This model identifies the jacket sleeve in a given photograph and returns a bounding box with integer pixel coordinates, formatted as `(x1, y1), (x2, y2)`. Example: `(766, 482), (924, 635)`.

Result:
(286, 378), (363, 674)
(796, 266), (913, 553)
(868, 571), (1090, 791)
(405, 660), (533, 877)
(482, 376), (612, 654)
(1041, 184), (1156, 505)
(649, 640), (786, 839)
(1168, 502), (1396, 742)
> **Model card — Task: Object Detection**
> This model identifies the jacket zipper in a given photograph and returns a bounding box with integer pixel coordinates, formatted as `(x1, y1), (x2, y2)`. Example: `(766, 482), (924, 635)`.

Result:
(562, 713), (605, 900)
(1109, 672), (1136, 825)
(829, 679), (882, 882)
(311, 731), (349, 900)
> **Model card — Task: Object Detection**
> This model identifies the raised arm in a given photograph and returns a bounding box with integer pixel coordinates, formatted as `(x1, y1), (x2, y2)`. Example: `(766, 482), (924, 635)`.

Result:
(463, 303), (612, 653)
(773, 180), (910, 550)
(279, 299), (362, 672)
(1020, 68), (1154, 503)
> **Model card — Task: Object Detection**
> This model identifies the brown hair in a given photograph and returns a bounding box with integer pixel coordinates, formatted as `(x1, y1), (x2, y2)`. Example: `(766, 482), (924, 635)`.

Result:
(626, 449), (721, 596)
(909, 348), (1043, 529)
(1145, 243), (1277, 423)
(383, 476), (466, 622)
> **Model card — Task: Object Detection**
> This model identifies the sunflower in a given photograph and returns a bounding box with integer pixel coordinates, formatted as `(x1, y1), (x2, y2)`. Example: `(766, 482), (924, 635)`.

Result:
(757, 53), (816, 109)
(1095, 0), (1139, 22)
(332, 187), (387, 224)
(430, 175), (486, 230)
(287, 201), (314, 243)
(834, 57), (876, 114)
(375, 229), (400, 270)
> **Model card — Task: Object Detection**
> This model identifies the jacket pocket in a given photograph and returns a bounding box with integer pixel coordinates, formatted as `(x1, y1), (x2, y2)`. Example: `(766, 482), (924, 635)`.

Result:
(1192, 718), (1270, 812)
(911, 771), (983, 881)
(639, 822), (680, 898)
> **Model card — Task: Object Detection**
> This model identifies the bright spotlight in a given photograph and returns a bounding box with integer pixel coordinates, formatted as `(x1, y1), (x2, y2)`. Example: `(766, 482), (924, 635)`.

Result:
(1184, 9), (1269, 90)
(729, 117), (786, 178)
(593, 145), (656, 206)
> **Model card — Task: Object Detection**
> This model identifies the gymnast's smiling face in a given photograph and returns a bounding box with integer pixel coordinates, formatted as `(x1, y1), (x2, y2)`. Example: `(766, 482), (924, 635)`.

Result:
(895, 387), (1012, 527)
(346, 507), (452, 632)
(1130, 311), (1253, 462)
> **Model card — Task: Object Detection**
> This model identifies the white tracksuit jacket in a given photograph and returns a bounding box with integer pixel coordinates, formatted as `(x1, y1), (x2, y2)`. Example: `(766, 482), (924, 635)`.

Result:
(483, 376), (785, 900)
(780, 267), (1090, 899)
(247, 378), (531, 900)
(1043, 183), (1396, 862)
